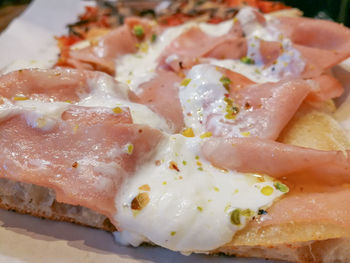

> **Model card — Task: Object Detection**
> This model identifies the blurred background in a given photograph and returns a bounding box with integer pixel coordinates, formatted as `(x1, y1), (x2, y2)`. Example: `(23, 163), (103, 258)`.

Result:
(0, 0), (349, 32)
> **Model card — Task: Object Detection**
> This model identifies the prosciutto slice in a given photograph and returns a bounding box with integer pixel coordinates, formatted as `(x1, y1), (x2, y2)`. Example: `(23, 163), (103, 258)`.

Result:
(67, 17), (156, 75)
(184, 65), (310, 139)
(277, 16), (350, 78)
(202, 137), (350, 184)
(0, 68), (128, 102)
(130, 70), (184, 132)
(0, 106), (163, 219)
(228, 79), (310, 139)
(307, 73), (344, 103)
(255, 187), (350, 230)
(158, 26), (247, 72)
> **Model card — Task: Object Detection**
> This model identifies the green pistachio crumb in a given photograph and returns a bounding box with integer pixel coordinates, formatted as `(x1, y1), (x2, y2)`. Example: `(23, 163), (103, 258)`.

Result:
(133, 25), (144, 37)
(230, 209), (241, 225)
(240, 56), (255, 64)
(274, 182), (289, 193)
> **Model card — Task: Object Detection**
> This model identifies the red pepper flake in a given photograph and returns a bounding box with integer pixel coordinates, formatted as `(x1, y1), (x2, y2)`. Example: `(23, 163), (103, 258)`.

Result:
(169, 161), (180, 172)
(244, 102), (251, 110)
(72, 161), (78, 168)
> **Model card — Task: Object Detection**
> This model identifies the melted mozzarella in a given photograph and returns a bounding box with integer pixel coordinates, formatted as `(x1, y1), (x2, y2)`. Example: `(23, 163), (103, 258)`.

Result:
(115, 20), (234, 94)
(114, 134), (285, 252)
(237, 7), (305, 80)
(1, 59), (55, 75)
(81, 75), (172, 132)
(179, 64), (228, 136)
(0, 98), (70, 131)
(179, 64), (257, 137)
(17, 100), (70, 131)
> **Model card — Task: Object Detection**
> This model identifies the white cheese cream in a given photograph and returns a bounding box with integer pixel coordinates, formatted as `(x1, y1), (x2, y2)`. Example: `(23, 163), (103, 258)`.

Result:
(179, 64), (247, 137)
(114, 134), (285, 252)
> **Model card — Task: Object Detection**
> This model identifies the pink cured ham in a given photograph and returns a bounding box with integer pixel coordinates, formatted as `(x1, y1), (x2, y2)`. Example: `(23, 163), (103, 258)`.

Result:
(254, 188), (350, 230)
(0, 106), (163, 220)
(68, 17), (155, 75)
(0, 68), (128, 103)
(229, 80), (310, 139)
(158, 26), (247, 72)
(306, 73), (344, 103)
(130, 70), (184, 132)
(259, 40), (283, 66)
(202, 137), (350, 184)
(203, 69), (310, 139)
(276, 16), (350, 78)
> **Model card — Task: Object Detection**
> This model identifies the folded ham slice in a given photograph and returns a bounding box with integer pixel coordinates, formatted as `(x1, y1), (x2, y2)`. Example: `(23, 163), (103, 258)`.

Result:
(67, 17), (156, 75)
(181, 64), (311, 140)
(202, 137), (350, 184)
(276, 16), (350, 78)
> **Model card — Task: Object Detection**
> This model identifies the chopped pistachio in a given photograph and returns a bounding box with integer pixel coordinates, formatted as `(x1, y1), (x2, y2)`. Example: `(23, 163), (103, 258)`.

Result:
(219, 76), (231, 91)
(197, 206), (203, 212)
(240, 56), (255, 64)
(126, 143), (134, 155)
(274, 182), (289, 193)
(170, 231), (176, 236)
(241, 209), (254, 217)
(182, 160), (187, 166)
(133, 25), (144, 37)
(112, 106), (123, 114)
(230, 209), (241, 225)
(223, 97), (240, 120)
(151, 33), (157, 42)
(240, 131), (251, 137)
(131, 192), (150, 210)
(181, 78), (191, 87)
